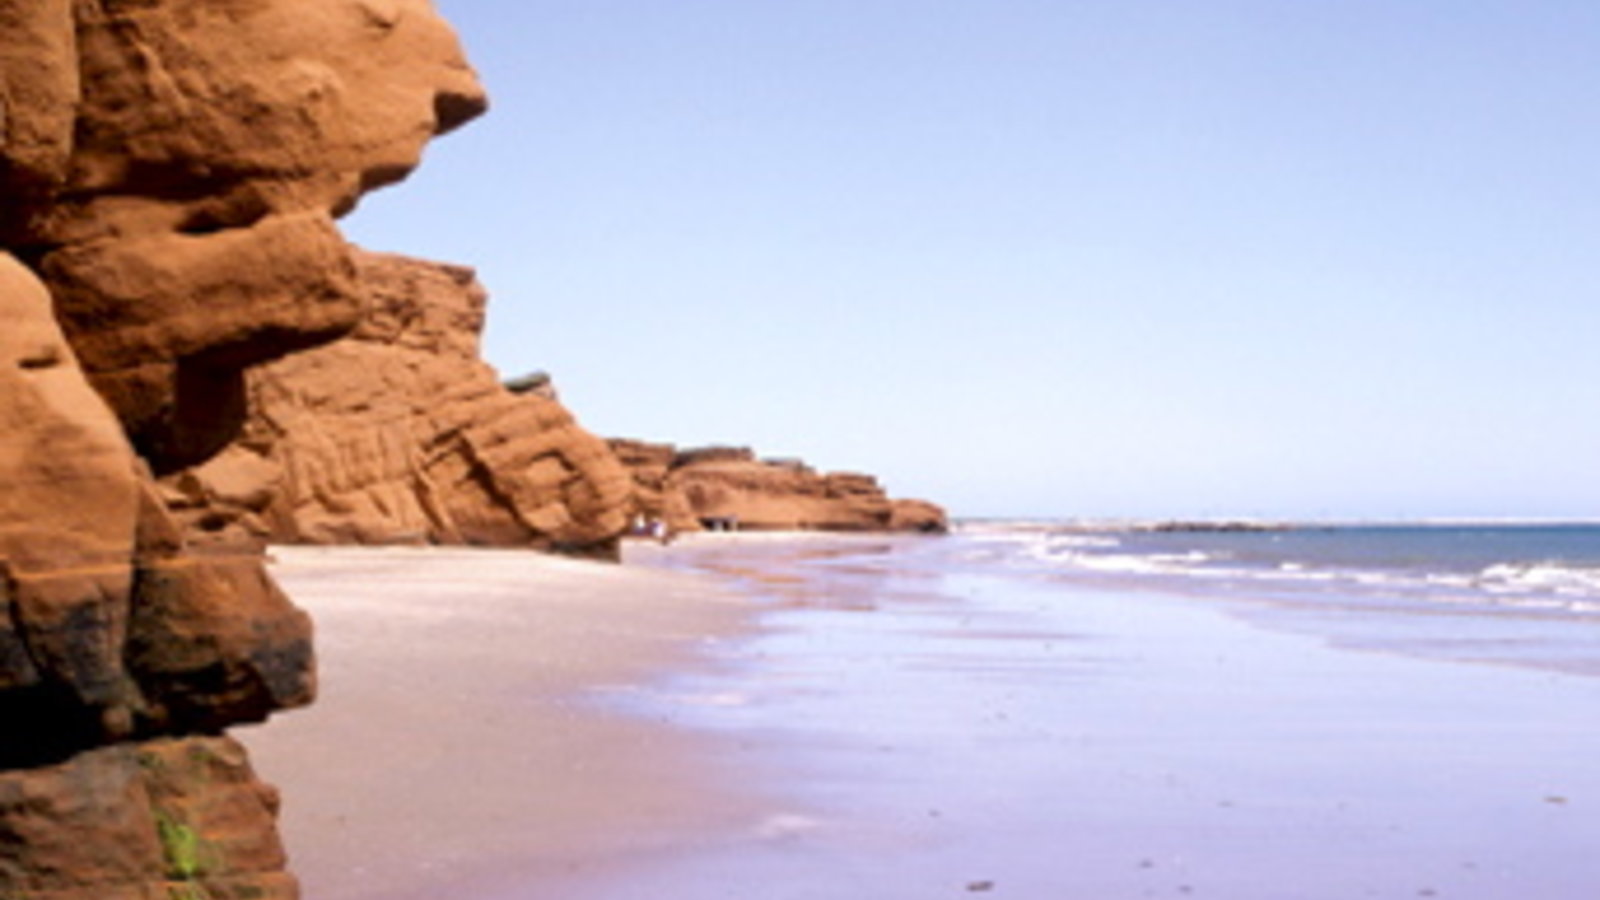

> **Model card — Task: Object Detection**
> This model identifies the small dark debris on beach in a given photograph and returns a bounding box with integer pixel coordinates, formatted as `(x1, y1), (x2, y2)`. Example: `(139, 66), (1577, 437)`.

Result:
(966, 880), (995, 892)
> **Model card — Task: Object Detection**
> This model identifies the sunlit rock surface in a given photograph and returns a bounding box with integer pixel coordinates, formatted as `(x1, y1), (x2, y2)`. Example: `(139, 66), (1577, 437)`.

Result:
(611, 442), (948, 535)
(169, 252), (632, 559)
(0, 0), (485, 894)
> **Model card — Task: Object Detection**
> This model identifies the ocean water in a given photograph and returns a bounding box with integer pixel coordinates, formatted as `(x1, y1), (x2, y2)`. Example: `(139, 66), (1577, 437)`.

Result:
(956, 520), (1600, 676)
(962, 521), (1600, 609)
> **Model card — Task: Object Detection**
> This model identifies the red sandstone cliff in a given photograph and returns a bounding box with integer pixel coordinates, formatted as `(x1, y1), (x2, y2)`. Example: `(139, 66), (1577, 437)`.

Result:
(611, 442), (949, 535)
(610, 438), (704, 535)
(0, 0), (943, 892)
(166, 251), (632, 558)
(0, 1), (485, 895)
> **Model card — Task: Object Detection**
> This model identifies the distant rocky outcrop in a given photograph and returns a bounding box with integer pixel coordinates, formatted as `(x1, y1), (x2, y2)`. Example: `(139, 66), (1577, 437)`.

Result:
(0, 1), (485, 895)
(610, 439), (703, 534)
(165, 252), (632, 558)
(1146, 520), (1288, 533)
(888, 499), (951, 534)
(610, 442), (948, 534)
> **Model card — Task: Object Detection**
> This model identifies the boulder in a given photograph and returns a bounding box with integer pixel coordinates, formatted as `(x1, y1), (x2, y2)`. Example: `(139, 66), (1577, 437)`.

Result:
(890, 499), (951, 534)
(0, 736), (297, 899)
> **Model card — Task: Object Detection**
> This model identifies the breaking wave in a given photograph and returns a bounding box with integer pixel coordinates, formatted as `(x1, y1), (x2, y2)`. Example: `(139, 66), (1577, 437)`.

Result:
(965, 521), (1600, 618)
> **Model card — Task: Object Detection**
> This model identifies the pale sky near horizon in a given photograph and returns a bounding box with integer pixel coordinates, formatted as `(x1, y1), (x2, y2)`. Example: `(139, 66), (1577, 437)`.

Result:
(345, 2), (1600, 520)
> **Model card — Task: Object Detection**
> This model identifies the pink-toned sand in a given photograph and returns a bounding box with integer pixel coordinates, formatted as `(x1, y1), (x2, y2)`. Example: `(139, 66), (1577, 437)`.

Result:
(241, 546), (766, 900)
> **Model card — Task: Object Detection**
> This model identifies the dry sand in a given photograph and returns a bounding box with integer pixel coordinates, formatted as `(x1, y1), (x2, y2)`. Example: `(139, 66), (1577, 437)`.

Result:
(241, 546), (765, 900)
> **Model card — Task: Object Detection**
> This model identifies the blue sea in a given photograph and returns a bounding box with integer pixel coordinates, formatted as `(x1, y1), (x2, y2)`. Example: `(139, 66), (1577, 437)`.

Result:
(964, 520), (1600, 608)
(957, 520), (1600, 676)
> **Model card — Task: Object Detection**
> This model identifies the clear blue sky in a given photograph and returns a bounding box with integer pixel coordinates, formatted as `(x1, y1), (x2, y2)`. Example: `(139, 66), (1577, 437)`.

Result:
(345, 1), (1600, 520)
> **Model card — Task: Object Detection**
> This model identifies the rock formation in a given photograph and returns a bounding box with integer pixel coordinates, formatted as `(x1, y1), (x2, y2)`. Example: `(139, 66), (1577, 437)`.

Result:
(887, 498), (951, 534)
(610, 439), (703, 533)
(0, 1), (485, 895)
(611, 442), (949, 534)
(166, 251), (632, 558)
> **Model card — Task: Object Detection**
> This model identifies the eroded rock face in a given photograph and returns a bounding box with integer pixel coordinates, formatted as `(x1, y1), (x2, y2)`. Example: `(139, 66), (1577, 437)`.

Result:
(0, 736), (296, 900)
(672, 450), (895, 531)
(0, 253), (316, 896)
(0, 1), (485, 895)
(4, 0), (487, 472)
(611, 441), (949, 534)
(165, 252), (633, 559)
(610, 438), (702, 533)
(889, 499), (950, 534)
(0, 255), (314, 763)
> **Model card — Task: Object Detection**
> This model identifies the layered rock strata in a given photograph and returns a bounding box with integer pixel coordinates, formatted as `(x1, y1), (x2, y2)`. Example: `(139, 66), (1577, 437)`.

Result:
(609, 438), (703, 534)
(7, 0), (487, 473)
(166, 252), (632, 559)
(610, 442), (949, 534)
(0, 1), (486, 895)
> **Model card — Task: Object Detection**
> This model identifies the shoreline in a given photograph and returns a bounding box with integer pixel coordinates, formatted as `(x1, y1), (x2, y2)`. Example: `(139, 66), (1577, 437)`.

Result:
(244, 536), (1600, 899)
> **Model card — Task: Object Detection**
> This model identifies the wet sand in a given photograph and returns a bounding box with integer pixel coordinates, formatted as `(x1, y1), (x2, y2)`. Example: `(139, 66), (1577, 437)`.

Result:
(244, 537), (1600, 899)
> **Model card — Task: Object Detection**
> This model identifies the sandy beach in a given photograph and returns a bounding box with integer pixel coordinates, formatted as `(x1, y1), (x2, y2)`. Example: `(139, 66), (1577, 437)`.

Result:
(243, 535), (1600, 899)
(241, 546), (766, 899)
